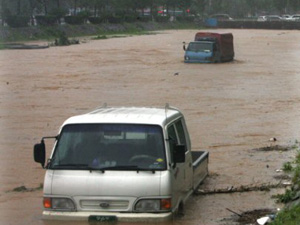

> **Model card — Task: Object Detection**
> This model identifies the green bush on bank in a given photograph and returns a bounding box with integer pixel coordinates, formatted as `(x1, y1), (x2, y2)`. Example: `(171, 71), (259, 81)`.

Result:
(88, 17), (106, 24)
(155, 16), (170, 23)
(137, 16), (152, 22)
(35, 15), (58, 26)
(176, 16), (195, 22)
(6, 15), (30, 28)
(270, 205), (300, 225)
(270, 150), (300, 224)
(64, 16), (85, 25)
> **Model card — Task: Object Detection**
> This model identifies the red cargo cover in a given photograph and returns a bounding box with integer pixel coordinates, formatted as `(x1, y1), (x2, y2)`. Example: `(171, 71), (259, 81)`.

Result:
(194, 32), (234, 62)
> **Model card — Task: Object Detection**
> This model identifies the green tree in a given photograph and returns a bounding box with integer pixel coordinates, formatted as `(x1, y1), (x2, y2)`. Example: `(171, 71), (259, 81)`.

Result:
(190, 0), (208, 17)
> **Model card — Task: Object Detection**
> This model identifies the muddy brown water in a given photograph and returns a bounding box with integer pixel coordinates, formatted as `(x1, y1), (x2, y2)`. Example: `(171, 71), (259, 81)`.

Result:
(1, 29), (300, 225)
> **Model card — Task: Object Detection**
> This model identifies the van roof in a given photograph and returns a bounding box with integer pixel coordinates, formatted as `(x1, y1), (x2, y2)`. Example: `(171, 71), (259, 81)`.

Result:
(62, 106), (182, 126)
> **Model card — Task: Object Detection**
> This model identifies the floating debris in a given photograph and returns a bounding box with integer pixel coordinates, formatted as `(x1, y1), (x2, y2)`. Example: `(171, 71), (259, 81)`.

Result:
(13, 186), (28, 192)
(196, 182), (285, 195)
(253, 145), (291, 152)
(2, 43), (49, 50)
(10, 184), (43, 192)
(236, 209), (276, 225)
(257, 216), (271, 225)
(283, 181), (292, 186)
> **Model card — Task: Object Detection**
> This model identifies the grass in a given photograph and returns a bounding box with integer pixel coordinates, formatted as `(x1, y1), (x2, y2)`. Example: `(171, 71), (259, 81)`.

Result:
(273, 189), (296, 204)
(91, 29), (154, 40)
(0, 21), (201, 43)
(270, 205), (300, 225)
(283, 162), (293, 172)
(295, 150), (300, 164)
(92, 35), (108, 40)
(270, 147), (300, 225)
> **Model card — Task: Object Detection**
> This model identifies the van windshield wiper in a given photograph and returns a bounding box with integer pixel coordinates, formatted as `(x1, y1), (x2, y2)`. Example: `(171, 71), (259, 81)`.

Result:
(52, 164), (140, 170)
(98, 165), (157, 173)
(99, 165), (140, 170)
(51, 164), (157, 173)
(52, 164), (92, 169)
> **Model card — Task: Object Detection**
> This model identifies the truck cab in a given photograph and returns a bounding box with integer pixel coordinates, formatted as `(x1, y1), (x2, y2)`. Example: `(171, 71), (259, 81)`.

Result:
(184, 41), (218, 63)
(34, 106), (209, 222)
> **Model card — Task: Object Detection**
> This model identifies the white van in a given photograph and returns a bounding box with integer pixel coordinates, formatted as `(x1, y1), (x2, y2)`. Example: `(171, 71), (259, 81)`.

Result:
(34, 106), (209, 222)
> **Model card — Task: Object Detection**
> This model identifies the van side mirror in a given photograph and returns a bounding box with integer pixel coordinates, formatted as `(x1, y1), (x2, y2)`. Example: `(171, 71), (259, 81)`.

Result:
(174, 145), (186, 163)
(34, 140), (46, 168)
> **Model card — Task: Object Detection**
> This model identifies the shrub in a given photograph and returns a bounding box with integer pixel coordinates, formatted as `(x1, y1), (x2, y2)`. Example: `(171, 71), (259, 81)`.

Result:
(6, 15), (30, 28)
(270, 205), (300, 225)
(155, 16), (170, 23)
(107, 16), (122, 24)
(292, 165), (300, 184)
(93, 35), (108, 40)
(64, 16), (85, 25)
(296, 150), (300, 164)
(53, 31), (79, 46)
(124, 14), (137, 23)
(137, 16), (152, 22)
(55, 32), (70, 46)
(283, 162), (293, 172)
(176, 16), (195, 22)
(49, 8), (67, 19)
(88, 17), (105, 24)
(35, 15), (58, 26)
(77, 10), (91, 19)
(275, 189), (296, 203)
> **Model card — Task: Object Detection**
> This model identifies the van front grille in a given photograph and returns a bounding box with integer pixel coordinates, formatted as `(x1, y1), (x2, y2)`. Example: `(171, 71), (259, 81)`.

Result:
(80, 199), (129, 211)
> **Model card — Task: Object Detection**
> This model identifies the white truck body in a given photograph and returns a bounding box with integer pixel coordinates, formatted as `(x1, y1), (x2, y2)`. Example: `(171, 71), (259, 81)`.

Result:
(34, 106), (209, 222)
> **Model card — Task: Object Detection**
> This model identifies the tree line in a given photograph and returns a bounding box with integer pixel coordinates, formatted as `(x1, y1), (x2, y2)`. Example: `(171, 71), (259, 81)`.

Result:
(1, 0), (300, 27)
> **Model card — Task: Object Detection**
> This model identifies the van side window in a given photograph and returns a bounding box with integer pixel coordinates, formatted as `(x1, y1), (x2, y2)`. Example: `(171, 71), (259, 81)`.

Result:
(167, 125), (177, 163)
(175, 120), (186, 147)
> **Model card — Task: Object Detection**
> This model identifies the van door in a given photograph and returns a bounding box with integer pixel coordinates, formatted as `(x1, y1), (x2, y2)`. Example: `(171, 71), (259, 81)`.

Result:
(174, 119), (193, 192)
(167, 119), (193, 206)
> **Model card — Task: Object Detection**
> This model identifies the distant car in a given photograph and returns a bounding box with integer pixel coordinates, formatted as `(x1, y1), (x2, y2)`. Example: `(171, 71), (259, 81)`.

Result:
(210, 14), (234, 21)
(291, 14), (300, 21)
(257, 15), (283, 21)
(257, 16), (266, 21)
(281, 14), (293, 20)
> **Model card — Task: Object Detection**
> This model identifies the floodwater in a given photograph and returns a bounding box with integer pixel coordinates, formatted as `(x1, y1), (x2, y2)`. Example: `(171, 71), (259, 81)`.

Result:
(1, 29), (300, 225)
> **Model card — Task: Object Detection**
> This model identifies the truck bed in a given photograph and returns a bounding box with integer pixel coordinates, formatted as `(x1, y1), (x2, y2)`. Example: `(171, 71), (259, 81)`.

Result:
(191, 151), (209, 190)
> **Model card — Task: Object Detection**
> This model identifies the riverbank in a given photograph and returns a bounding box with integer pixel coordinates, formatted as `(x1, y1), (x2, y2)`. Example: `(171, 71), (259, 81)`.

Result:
(0, 21), (199, 43)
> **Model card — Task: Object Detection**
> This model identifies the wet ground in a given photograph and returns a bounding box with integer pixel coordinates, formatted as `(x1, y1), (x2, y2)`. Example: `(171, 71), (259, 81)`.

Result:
(1, 29), (300, 225)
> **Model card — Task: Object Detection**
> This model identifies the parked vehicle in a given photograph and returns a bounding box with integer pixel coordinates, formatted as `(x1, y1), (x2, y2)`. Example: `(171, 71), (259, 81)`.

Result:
(257, 15), (283, 21)
(291, 14), (300, 21)
(183, 32), (234, 63)
(281, 14), (293, 21)
(209, 14), (234, 21)
(33, 106), (209, 222)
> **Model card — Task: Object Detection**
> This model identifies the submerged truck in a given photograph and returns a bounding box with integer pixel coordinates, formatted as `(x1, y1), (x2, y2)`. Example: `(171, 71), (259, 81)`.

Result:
(183, 32), (234, 63)
(33, 106), (209, 222)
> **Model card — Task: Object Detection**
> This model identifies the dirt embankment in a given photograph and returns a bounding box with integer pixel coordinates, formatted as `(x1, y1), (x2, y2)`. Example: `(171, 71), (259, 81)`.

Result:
(0, 22), (194, 42)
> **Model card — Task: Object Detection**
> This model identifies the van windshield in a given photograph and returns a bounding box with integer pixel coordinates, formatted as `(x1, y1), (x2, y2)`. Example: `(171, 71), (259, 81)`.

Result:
(50, 124), (166, 171)
(187, 42), (213, 52)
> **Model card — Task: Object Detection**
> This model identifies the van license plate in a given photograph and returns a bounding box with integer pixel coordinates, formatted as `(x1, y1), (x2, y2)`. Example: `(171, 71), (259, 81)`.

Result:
(88, 215), (117, 222)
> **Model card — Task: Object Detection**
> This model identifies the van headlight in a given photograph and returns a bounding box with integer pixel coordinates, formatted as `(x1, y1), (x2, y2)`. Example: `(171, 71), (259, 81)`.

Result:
(44, 197), (75, 211)
(135, 198), (171, 212)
